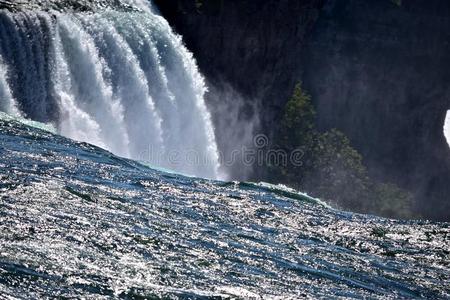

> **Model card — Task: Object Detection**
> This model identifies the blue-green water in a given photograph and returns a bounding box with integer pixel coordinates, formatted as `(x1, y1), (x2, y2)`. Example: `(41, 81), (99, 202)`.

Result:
(0, 117), (449, 299)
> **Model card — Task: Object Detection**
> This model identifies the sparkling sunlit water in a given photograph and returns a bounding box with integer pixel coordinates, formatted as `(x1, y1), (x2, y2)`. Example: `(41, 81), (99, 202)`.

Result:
(0, 114), (449, 299)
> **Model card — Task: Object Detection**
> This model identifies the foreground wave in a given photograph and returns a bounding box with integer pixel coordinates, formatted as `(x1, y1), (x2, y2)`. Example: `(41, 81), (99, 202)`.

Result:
(0, 118), (449, 299)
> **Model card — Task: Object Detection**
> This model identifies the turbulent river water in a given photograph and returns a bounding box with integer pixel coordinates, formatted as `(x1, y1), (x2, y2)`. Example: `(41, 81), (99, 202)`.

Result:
(0, 115), (449, 299)
(0, 1), (449, 299)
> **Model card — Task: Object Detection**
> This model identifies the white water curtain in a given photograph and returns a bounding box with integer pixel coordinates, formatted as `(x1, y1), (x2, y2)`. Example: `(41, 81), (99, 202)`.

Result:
(0, 5), (221, 179)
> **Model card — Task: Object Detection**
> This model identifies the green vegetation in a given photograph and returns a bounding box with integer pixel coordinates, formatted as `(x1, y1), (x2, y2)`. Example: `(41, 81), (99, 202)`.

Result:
(193, 0), (222, 13)
(195, 0), (203, 10)
(390, 0), (402, 7)
(370, 183), (415, 219)
(267, 82), (417, 219)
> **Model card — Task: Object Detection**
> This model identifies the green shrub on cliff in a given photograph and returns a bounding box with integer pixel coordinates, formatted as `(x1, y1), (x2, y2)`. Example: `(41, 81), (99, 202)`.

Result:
(194, 0), (222, 14)
(268, 83), (315, 182)
(301, 129), (370, 210)
(390, 0), (402, 7)
(269, 82), (416, 219)
(280, 82), (316, 148)
(195, 0), (203, 10)
(369, 183), (415, 219)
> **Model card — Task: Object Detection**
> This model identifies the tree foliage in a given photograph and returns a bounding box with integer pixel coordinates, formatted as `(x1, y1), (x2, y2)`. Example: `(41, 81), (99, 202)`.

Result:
(280, 82), (316, 149)
(269, 82), (417, 219)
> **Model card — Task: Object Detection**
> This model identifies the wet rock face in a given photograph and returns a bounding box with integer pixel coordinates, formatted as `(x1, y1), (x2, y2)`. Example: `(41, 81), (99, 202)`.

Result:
(156, 0), (450, 221)
(154, 0), (324, 125)
(154, 0), (325, 180)
(302, 0), (450, 221)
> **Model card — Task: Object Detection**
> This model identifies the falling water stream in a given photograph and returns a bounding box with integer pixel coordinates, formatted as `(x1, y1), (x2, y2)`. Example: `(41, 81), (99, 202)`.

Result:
(0, 3), (220, 179)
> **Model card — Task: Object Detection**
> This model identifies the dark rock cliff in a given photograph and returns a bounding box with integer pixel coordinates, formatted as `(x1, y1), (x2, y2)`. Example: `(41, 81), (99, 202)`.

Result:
(156, 0), (450, 221)
(302, 0), (450, 221)
(155, 0), (322, 114)
(154, 0), (324, 179)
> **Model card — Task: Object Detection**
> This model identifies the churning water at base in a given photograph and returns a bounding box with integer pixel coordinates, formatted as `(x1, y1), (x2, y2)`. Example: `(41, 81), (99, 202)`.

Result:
(0, 6), (220, 179)
(0, 115), (449, 299)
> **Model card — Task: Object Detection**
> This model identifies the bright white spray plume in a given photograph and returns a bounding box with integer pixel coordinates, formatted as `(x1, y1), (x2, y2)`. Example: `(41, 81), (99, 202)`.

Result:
(444, 111), (450, 147)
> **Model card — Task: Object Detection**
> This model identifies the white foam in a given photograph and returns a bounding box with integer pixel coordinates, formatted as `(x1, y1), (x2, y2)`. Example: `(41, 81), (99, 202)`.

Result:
(0, 111), (56, 134)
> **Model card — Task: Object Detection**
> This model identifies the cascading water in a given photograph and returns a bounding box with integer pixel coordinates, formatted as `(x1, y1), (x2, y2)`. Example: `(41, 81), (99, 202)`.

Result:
(0, 3), (220, 179)
(0, 57), (20, 116)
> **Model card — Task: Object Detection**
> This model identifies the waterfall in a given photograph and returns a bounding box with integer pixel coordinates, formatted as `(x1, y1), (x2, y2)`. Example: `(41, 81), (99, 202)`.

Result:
(0, 56), (20, 116)
(0, 5), (220, 179)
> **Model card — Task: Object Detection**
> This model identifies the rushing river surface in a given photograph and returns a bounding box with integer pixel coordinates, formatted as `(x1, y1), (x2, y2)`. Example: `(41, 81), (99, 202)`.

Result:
(0, 115), (449, 299)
